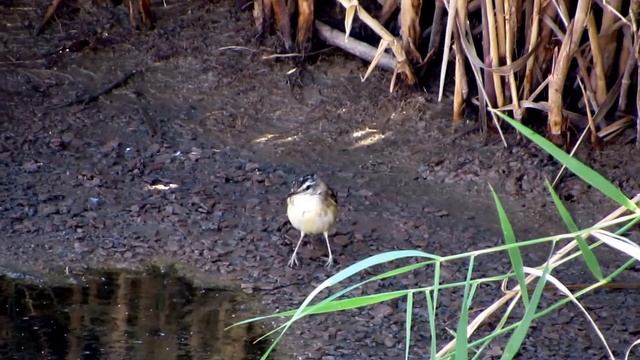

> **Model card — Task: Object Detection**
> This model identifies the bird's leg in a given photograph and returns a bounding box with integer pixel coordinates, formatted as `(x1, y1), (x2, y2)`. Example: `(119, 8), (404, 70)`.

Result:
(288, 232), (305, 267)
(323, 231), (334, 268)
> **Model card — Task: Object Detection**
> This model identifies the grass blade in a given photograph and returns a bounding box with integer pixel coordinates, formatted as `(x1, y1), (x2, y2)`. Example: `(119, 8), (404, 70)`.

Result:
(258, 250), (440, 359)
(430, 261), (441, 359)
(455, 255), (476, 359)
(425, 289), (437, 360)
(490, 185), (529, 305)
(546, 180), (603, 280)
(524, 267), (614, 359)
(493, 110), (638, 212)
(405, 292), (414, 359)
(499, 262), (550, 360)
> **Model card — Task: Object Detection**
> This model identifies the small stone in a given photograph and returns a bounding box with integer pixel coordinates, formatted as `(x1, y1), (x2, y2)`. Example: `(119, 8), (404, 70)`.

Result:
(356, 189), (373, 197)
(37, 203), (58, 217)
(240, 283), (254, 293)
(87, 197), (104, 210)
(245, 162), (259, 172)
(188, 147), (202, 161)
(383, 335), (396, 348)
(333, 234), (350, 246)
(372, 304), (394, 319)
(435, 210), (449, 217)
(22, 160), (41, 173)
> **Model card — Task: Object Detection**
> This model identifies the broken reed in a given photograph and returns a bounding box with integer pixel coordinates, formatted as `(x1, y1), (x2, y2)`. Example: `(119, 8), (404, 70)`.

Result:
(253, 0), (640, 146)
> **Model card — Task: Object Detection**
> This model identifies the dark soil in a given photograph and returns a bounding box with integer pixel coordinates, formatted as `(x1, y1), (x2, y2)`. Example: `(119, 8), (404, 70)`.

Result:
(1, 1), (640, 359)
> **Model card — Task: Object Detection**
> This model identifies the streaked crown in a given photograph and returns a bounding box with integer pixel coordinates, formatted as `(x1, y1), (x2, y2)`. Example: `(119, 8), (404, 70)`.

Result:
(289, 174), (324, 196)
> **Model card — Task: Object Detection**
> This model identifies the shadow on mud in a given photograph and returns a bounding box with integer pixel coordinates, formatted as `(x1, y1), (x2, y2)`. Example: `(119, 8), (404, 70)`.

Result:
(0, 267), (265, 359)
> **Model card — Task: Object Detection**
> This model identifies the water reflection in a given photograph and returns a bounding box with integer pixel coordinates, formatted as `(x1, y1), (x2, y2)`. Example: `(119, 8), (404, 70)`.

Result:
(0, 268), (264, 359)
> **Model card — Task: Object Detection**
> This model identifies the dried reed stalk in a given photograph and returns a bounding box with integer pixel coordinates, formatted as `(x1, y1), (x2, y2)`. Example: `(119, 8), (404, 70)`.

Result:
(547, 0), (591, 143)
(587, 13), (607, 105)
(428, 0), (447, 57)
(379, 0), (399, 24)
(272, 0), (293, 50)
(453, 0), (469, 123)
(297, 0), (314, 52)
(599, 0), (622, 76)
(336, 0), (416, 87)
(618, 29), (636, 112)
(400, 0), (423, 62)
(484, 0), (505, 107)
(504, 0), (521, 119)
(521, 0), (541, 102)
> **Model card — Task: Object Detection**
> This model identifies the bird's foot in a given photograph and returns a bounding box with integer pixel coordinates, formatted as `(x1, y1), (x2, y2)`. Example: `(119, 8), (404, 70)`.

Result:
(288, 254), (299, 268)
(325, 255), (334, 268)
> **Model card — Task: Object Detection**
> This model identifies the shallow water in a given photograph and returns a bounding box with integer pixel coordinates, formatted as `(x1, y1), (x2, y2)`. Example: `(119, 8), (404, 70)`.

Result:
(0, 268), (264, 360)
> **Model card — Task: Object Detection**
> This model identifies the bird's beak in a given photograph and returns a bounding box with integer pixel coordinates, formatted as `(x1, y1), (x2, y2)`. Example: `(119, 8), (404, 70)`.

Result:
(287, 189), (300, 198)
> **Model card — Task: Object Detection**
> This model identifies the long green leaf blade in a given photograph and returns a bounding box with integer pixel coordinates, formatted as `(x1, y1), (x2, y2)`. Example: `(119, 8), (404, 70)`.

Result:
(490, 186), (529, 305)
(455, 255), (476, 359)
(430, 261), (441, 359)
(405, 292), (414, 360)
(546, 180), (603, 280)
(500, 263), (550, 360)
(494, 111), (638, 212)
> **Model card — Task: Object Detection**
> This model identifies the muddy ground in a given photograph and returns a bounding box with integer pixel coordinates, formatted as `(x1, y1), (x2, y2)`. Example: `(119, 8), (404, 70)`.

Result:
(2, 1), (640, 359)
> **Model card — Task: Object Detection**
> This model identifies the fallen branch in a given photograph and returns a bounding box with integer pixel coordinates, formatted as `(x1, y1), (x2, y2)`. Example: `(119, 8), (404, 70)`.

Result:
(48, 69), (140, 109)
(315, 20), (396, 71)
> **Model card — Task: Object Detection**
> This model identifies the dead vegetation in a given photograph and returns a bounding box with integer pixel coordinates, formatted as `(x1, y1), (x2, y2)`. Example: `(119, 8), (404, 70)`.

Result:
(35, 0), (640, 147)
(252, 0), (640, 147)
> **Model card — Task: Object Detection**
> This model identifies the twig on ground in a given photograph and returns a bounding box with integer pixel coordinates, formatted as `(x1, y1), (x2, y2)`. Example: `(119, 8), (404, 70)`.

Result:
(315, 20), (396, 71)
(48, 69), (140, 110)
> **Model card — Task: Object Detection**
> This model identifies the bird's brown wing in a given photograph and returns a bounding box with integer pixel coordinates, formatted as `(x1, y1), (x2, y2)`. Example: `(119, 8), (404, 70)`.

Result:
(326, 186), (338, 206)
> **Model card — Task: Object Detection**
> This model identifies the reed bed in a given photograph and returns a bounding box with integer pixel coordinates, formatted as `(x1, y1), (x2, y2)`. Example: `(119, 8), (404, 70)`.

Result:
(254, 0), (640, 146)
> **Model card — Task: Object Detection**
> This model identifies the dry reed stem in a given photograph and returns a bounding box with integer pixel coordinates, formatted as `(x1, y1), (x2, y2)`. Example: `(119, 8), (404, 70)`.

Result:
(271, 0), (293, 50)
(480, 0), (497, 106)
(453, 0), (469, 123)
(437, 193), (640, 357)
(617, 27), (634, 112)
(632, 2), (640, 147)
(438, 0), (459, 101)
(618, 31), (636, 112)
(598, 117), (634, 141)
(534, 4), (557, 85)
(636, 37), (640, 147)
(253, 0), (266, 33)
(494, 0), (507, 59)
(37, 0), (64, 35)
(400, 0), (422, 62)
(599, 0), (622, 75)
(522, 0), (533, 92)
(337, 0), (416, 87)
(457, 20), (508, 146)
(484, 0), (506, 107)
(428, 0), (447, 57)
(378, 0), (399, 24)
(552, 79), (594, 186)
(296, 0), (314, 52)
(504, 0), (521, 120)
(575, 53), (599, 111)
(587, 13), (607, 105)
(547, 0), (591, 142)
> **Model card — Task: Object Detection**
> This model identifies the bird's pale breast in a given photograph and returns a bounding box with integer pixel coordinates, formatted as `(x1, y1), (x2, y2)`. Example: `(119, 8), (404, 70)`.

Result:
(287, 193), (336, 235)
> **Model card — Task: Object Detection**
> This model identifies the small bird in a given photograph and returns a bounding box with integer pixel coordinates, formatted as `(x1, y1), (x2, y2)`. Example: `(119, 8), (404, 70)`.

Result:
(286, 174), (339, 267)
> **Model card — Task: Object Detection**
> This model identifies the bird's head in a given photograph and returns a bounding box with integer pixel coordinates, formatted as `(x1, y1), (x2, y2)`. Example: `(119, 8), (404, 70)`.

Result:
(288, 174), (325, 197)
